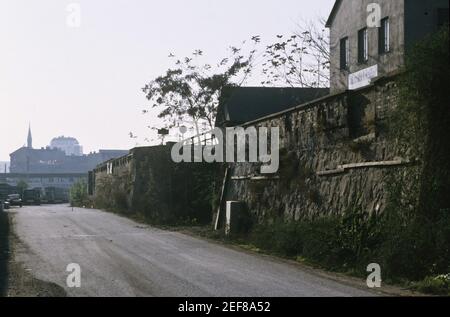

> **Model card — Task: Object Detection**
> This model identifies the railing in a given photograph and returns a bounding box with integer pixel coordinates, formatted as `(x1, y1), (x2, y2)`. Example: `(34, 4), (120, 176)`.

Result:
(178, 129), (219, 146)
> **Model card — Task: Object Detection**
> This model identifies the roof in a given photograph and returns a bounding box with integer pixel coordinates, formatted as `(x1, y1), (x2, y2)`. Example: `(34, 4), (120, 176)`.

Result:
(9, 146), (62, 157)
(0, 173), (87, 178)
(51, 136), (79, 143)
(325, 0), (342, 27)
(215, 86), (330, 127)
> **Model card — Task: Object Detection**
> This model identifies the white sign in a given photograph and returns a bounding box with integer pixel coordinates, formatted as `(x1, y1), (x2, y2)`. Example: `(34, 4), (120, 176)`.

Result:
(348, 64), (378, 90)
(66, 263), (81, 288)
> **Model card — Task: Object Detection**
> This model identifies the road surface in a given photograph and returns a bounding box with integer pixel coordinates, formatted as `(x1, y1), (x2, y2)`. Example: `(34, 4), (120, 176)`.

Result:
(10, 205), (376, 297)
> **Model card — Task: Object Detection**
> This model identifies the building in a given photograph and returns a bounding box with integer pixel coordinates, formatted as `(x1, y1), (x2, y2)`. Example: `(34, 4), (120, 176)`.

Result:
(215, 87), (329, 127)
(10, 147), (129, 173)
(209, 0), (449, 226)
(27, 124), (32, 148)
(50, 136), (83, 156)
(0, 173), (87, 191)
(326, 0), (449, 92)
(9, 126), (129, 174)
(0, 162), (10, 173)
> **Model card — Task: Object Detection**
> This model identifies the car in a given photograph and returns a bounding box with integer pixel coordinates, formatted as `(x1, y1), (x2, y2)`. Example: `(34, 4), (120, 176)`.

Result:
(0, 200), (10, 211)
(7, 194), (23, 207)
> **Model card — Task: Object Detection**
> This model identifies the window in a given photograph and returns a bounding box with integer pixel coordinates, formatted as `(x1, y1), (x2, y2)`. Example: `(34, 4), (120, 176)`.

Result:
(340, 37), (349, 70)
(358, 28), (368, 63)
(379, 17), (390, 54)
(437, 9), (449, 28)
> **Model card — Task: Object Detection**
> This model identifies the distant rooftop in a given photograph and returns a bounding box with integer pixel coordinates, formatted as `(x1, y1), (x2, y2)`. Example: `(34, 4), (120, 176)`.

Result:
(51, 136), (80, 144)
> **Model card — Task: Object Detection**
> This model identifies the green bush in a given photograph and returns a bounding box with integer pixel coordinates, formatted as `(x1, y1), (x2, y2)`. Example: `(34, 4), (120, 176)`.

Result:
(250, 220), (305, 257)
(246, 202), (448, 285)
(300, 218), (340, 267)
(412, 274), (450, 296)
(381, 26), (450, 282)
(249, 210), (374, 271)
(69, 180), (89, 207)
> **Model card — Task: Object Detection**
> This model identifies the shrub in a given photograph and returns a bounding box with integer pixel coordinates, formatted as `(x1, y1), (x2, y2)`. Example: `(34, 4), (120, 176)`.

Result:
(412, 274), (450, 296)
(246, 202), (447, 283)
(69, 180), (89, 207)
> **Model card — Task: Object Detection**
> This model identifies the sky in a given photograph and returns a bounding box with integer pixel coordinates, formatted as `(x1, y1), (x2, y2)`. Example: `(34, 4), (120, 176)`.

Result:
(0, 0), (334, 161)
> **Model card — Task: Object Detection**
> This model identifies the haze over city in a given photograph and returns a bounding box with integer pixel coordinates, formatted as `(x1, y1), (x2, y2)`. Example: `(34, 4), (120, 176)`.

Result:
(0, 0), (333, 161)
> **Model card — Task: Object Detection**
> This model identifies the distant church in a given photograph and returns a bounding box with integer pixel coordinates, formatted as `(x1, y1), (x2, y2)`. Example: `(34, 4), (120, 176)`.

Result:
(9, 125), (129, 174)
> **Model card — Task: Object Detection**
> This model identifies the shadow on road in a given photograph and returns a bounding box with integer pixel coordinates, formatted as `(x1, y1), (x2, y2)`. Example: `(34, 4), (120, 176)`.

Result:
(0, 212), (10, 296)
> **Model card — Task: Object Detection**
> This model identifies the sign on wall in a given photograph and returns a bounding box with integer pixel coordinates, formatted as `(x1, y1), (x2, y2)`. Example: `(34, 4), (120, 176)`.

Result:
(348, 64), (378, 90)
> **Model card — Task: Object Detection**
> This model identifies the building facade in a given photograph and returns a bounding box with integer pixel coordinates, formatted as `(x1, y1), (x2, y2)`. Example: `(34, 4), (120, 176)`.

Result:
(0, 162), (10, 173)
(0, 173), (87, 191)
(327, 0), (449, 92)
(10, 147), (129, 174)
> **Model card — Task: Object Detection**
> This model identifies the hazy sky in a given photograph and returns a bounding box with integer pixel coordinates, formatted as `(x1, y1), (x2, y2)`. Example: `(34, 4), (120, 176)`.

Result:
(0, 0), (334, 161)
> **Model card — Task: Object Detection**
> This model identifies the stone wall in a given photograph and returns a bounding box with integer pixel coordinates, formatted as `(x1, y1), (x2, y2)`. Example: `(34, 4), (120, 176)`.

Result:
(91, 144), (219, 225)
(224, 75), (411, 222)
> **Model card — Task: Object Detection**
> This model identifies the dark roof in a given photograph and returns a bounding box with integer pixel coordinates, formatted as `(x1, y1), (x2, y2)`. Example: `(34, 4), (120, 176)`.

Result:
(9, 146), (62, 157)
(325, 0), (342, 27)
(215, 86), (329, 127)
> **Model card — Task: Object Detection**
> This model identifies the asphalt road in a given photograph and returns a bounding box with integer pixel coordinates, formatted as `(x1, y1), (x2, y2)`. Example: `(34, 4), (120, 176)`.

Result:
(11, 205), (376, 297)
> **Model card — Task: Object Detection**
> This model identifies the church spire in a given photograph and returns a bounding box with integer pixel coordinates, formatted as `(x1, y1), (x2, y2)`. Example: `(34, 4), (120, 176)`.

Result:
(27, 123), (33, 148)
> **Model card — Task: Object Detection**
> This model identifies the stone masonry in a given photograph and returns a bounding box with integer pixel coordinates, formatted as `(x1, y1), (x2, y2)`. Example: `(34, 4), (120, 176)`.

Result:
(224, 74), (410, 222)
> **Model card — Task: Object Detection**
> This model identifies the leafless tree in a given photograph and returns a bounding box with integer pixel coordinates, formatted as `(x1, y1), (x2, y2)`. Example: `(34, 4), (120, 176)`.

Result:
(261, 18), (330, 88)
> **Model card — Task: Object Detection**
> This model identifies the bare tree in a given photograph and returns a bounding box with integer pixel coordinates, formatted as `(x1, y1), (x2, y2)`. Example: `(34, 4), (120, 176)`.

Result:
(261, 18), (330, 88)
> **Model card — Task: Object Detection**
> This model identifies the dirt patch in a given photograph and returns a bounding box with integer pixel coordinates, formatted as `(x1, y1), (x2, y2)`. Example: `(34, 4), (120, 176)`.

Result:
(0, 212), (9, 295)
(0, 211), (66, 297)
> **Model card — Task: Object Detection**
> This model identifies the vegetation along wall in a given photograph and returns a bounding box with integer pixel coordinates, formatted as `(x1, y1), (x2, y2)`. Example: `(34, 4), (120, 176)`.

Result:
(92, 144), (220, 225)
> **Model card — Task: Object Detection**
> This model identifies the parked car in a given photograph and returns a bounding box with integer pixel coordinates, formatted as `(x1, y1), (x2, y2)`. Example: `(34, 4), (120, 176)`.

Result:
(0, 200), (10, 211)
(7, 194), (23, 207)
